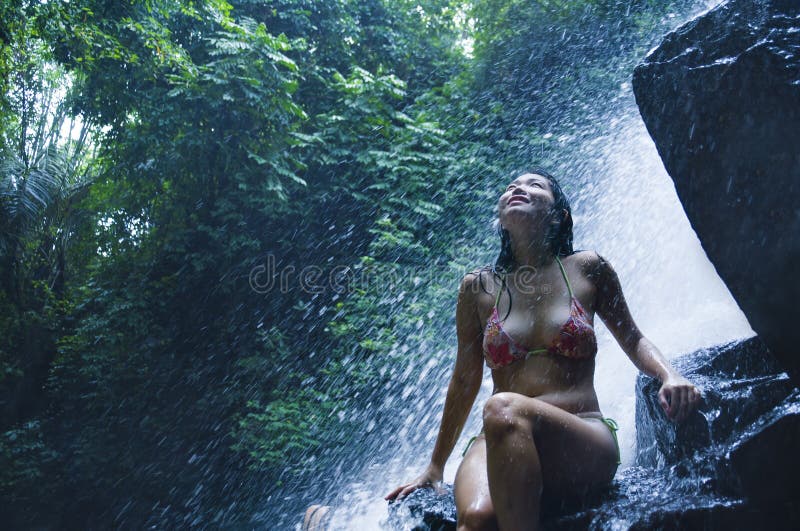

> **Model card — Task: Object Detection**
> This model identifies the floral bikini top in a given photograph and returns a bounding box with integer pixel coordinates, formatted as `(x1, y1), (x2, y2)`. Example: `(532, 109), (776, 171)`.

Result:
(482, 255), (598, 369)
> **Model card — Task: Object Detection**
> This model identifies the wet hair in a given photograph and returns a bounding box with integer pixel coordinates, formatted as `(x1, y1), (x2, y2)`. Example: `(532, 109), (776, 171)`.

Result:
(478, 168), (576, 320)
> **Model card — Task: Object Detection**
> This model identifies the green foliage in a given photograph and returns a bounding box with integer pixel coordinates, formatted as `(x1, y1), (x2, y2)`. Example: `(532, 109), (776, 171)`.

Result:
(232, 392), (337, 480)
(0, 9), (96, 498)
(0, 420), (58, 497)
(470, 0), (698, 117)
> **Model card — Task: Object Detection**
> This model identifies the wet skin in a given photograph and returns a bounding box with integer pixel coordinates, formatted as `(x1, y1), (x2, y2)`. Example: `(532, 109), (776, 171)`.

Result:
(386, 174), (702, 531)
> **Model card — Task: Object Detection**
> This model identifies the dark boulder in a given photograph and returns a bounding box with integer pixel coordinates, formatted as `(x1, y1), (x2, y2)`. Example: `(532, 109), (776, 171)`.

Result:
(631, 0), (800, 382)
(727, 389), (800, 504)
(635, 336), (794, 471)
(385, 485), (456, 531)
(636, 335), (799, 518)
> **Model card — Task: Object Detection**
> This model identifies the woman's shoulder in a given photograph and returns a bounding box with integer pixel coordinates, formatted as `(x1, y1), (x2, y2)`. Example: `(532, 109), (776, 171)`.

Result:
(566, 250), (612, 280)
(461, 265), (496, 285)
(459, 265), (500, 298)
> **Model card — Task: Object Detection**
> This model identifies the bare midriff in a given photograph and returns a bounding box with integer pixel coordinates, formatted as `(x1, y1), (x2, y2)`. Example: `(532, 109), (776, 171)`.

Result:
(489, 353), (602, 416)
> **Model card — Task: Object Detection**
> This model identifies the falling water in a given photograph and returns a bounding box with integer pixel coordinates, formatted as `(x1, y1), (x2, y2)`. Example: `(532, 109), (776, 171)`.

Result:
(255, 1), (759, 529)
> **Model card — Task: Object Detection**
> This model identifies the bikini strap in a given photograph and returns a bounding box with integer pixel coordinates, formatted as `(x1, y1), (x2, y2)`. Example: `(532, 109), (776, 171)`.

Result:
(526, 347), (549, 357)
(493, 272), (505, 308)
(554, 255), (574, 298)
(600, 417), (622, 465)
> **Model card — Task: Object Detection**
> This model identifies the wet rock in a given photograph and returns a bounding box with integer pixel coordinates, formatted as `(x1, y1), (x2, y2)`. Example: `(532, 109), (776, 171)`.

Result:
(632, 0), (800, 382)
(635, 336), (794, 470)
(727, 389), (800, 504)
(386, 461), (752, 530)
(386, 484), (456, 531)
(636, 336), (800, 527)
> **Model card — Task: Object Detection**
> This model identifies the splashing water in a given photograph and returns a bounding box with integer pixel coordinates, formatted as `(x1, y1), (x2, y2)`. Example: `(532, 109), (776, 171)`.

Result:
(273, 1), (758, 529)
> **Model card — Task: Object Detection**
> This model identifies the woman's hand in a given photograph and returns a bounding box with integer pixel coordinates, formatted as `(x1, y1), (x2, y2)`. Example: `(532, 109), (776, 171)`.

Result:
(658, 375), (702, 423)
(384, 464), (443, 502)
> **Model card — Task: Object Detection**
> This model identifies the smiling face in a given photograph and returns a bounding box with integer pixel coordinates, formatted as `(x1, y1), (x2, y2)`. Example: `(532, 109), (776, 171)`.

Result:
(497, 173), (556, 223)
(493, 169), (575, 268)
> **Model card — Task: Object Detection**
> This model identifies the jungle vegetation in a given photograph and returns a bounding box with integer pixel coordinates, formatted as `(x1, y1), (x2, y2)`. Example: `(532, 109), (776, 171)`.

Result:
(0, 0), (694, 526)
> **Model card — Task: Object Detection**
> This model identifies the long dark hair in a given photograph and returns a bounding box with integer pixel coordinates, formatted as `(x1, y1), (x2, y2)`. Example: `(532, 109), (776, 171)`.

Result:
(480, 168), (575, 320)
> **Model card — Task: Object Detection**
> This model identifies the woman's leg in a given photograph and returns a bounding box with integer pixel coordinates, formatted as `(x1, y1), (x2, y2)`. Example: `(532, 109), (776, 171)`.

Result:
(483, 392), (619, 531)
(453, 434), (499, 531)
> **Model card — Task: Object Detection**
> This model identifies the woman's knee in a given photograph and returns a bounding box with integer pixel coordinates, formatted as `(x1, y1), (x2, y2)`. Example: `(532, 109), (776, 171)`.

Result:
(457, 504), (497, 531)
(483, 392), (532, 439)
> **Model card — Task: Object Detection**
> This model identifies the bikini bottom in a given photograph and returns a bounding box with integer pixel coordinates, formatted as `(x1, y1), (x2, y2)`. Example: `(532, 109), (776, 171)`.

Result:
(462, 416), (621, 466)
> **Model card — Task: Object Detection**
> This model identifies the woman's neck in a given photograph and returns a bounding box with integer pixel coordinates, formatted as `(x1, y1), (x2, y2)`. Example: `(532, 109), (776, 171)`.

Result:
(507, 225), (555, 269)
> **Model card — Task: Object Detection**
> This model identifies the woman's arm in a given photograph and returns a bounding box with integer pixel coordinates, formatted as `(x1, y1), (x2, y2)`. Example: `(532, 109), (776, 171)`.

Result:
(385, 271), (485, 500)
(590, 252), (701, 422)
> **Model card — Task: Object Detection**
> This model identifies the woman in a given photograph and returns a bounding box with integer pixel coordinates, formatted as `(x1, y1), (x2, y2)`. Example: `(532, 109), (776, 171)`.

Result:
(385, 170), (702, 531)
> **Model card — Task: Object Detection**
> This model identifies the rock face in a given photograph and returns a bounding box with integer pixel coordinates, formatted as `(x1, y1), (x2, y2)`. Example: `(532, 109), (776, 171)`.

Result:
(387, 337), (800, 529)
(385, 485), (456, 531)
(631, 0), (800, 381)
(636, 336), (799, 525)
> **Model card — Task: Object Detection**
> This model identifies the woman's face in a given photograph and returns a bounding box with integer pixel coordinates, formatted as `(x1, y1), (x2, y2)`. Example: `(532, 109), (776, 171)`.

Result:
(497, 173), (556, 224)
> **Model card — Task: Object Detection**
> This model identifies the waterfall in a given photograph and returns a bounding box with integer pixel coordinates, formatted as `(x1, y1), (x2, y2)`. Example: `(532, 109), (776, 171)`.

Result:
(285, 2), (752, 529)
